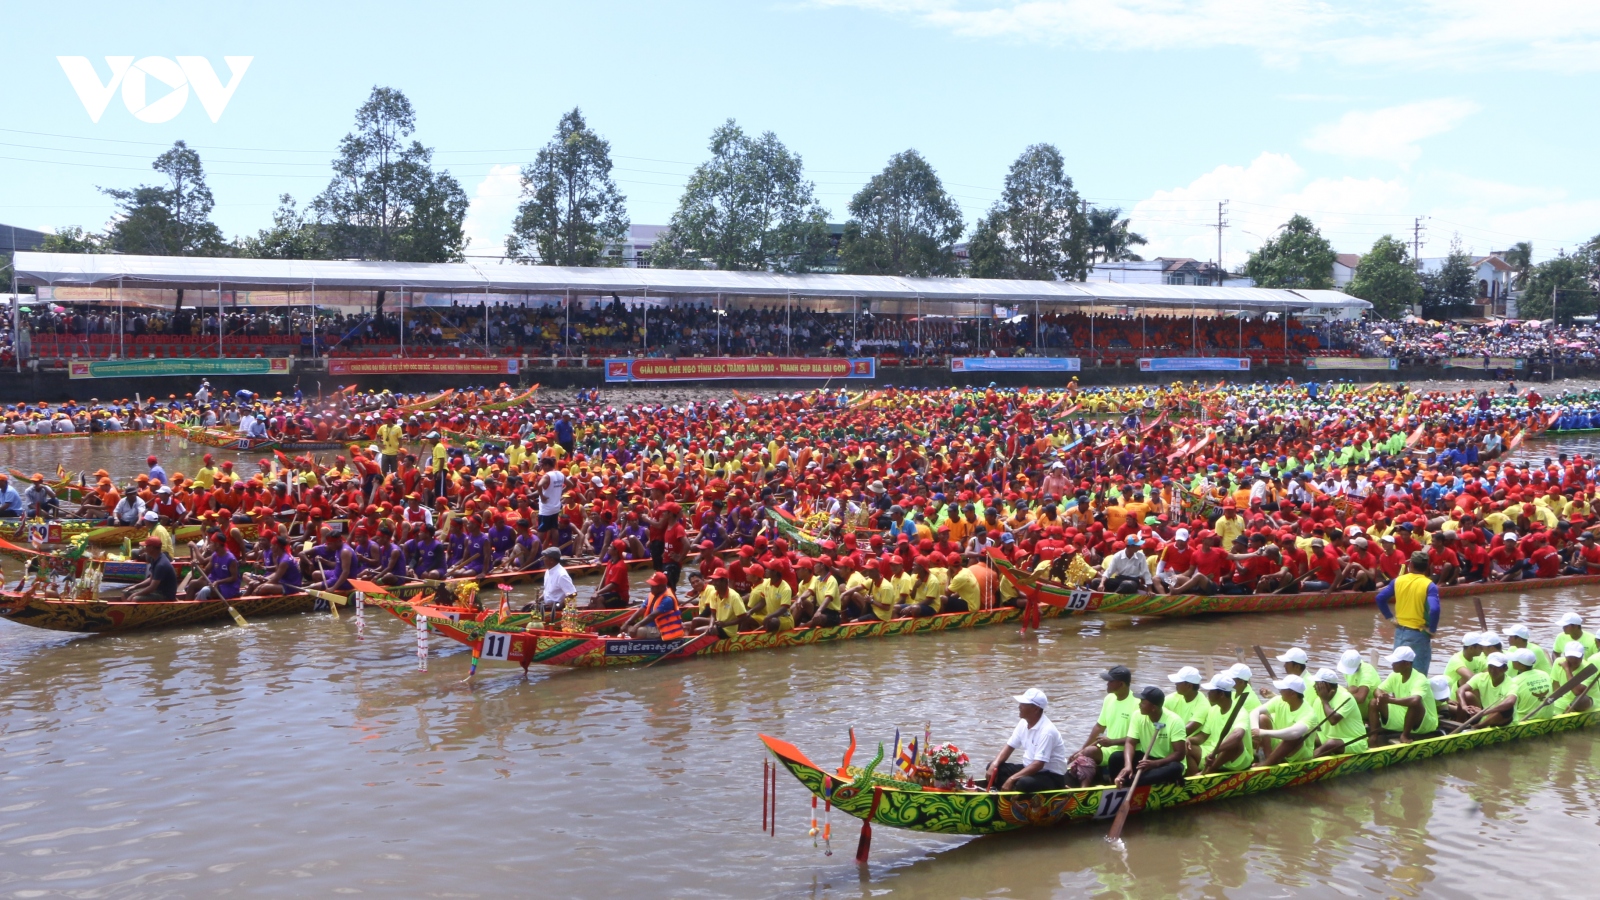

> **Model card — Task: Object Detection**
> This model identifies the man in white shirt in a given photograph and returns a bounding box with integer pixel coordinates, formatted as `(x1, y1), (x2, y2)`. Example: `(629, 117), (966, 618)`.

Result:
(539, 548), (577, 616)
(1096, 537), (1152, 593)
(986, 688), (1068, 793)
(112, 492), (147, 526)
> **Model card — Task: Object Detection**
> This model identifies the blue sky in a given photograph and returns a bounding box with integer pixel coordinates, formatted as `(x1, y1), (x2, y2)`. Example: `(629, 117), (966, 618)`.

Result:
(6, 0), (1598, 269)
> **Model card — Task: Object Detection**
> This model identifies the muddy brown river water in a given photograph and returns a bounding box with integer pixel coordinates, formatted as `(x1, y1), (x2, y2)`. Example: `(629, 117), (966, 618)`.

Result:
(3, 433), (1600, 898)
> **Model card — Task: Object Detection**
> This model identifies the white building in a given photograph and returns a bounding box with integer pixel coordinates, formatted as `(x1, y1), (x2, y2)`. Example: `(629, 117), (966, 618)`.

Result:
(1332, 253), (1360, 288)
(1086, 257), (1224, 286)
(1416, 254), (1515, 316)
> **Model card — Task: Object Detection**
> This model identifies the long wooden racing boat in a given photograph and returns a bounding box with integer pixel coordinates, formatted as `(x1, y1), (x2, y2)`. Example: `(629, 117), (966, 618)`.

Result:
(988, 553), (1600, 618)
(0, 588), (340, 633)
(759, 710), (1600, 838)
(410, 557), (1600, 670)
(481, 385), (540, 411)
(156, 418), (280, 451)
(411, 599), (1079, 670)
(0, 429), (158, 443)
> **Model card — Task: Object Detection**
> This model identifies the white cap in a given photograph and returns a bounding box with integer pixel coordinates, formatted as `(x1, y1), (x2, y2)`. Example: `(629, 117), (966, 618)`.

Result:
(1202, 675), (1236, 692)
(1512, 648), (1538, 667)
(1565, 642), (1587, 659)
(1462, 631), (1482, 648)
(1174, 528), (1191, 541)
(1429, 676), (1451, 701)
(1503, 532), (1520, 542)
(1486, 651), (1509, 668)
(1273, 674), (1307, 694)
(1312, 667), (1344, 685)
(1276, 647), (1309, 665)
(1012, 687), (1048, 710)
(1559, 612), (1584, 627)
(1385, 645), (1417, 665)
(1167, 666), (1203, 685)
(1227, 662), (1253, 681)
(1381, 534), (1396, 544)
(1336, 649), (1363, 675)
(1477, 631), (1502, 647)
(1506, 623), (1531, 640)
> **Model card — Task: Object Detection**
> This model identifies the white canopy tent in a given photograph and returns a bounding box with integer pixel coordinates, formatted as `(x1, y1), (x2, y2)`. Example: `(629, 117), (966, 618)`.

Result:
(12, 252), (1370, 311)
(9, 252), (1370, 367)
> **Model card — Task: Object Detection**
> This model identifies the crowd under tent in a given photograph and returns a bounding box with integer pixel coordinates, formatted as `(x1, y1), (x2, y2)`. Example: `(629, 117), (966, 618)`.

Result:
(10, 251), (1371, 363)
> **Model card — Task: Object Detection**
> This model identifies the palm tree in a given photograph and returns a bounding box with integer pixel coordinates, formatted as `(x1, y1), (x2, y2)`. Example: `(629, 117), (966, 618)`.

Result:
(1086, 207), (1147, 263)
(1502, 241), (1533, 289)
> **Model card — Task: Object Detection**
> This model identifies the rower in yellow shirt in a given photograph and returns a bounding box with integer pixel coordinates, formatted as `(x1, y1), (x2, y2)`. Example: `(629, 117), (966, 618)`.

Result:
(747, 567), (795, 633)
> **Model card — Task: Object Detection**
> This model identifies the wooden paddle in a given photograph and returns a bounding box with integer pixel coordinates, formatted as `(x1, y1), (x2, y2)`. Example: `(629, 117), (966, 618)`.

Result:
(1201, 694), (1247, 772)
(1107, 722), (1164, 842)
(1254, 646), (1279, 681)
(1473, 598), (1488, 632)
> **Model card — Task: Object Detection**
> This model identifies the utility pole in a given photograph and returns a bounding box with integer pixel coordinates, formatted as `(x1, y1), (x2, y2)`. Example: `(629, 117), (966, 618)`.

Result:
(1214, 200), (1229, 286)
(1411, 217), (1427, 266)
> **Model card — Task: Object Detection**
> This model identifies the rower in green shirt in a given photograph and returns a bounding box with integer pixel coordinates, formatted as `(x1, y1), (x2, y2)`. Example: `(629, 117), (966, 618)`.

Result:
(1308, 668), (1368, 756)
(1253, 675), (1325, 765)
(1163, 666), (1210, 739)
(1336, 649), (1382, 723)
(1462, 652), (1513, 717)
(1443, 633), (1485, 700)
(1479, 648), (1555, 725)
(1074, 665), (1140, 770)
(1505, 624), (1551, 674)
(1372, 645), (1438, 743)
(1112, 687), (1190, 788)
(1193, 675), (1254, 774)
(1552, 612), (1599, 660)
(1551, 644), (1598, 714)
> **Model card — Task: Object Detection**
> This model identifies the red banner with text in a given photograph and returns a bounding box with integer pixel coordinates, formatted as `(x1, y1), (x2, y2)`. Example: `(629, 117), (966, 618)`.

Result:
(327, 358), (520, 376)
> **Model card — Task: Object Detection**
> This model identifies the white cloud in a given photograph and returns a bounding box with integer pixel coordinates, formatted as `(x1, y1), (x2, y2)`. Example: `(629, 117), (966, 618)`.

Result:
(816, 0), (1600, 72)
(461, 164), (524, 260)
(1303, 99), (1479, 166)
(1122, 152), (1409, 269)
(1123, 152), (1599, 269)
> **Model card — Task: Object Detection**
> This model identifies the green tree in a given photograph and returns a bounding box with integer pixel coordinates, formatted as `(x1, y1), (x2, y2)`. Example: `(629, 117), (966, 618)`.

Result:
(237, 194), (331, 259)
(649, 120), (830, 272)
(1243, 214), (1336, 288)
(313, 86), (468, 262)
(101, 140), (226, 256)
(838, 150), (964, 277)
(1421, 237), (1478, 317)
(966, 144), (1090, 281)
(1519, 247), (1598, 322)
(1344, 234), (1421, 319)
(506, 108), (629, 267)
(39, 226), (107, 254)
(1501, 241), (1533, 289)
(1085, 206), (1147, 264)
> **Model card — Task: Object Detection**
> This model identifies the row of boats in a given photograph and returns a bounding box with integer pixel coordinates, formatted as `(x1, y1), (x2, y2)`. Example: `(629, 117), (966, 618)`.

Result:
(6, 547), (1592, 847)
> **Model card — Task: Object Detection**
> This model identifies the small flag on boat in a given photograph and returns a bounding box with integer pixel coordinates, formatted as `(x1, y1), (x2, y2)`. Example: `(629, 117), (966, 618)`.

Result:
(895, 736), (917, 776)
